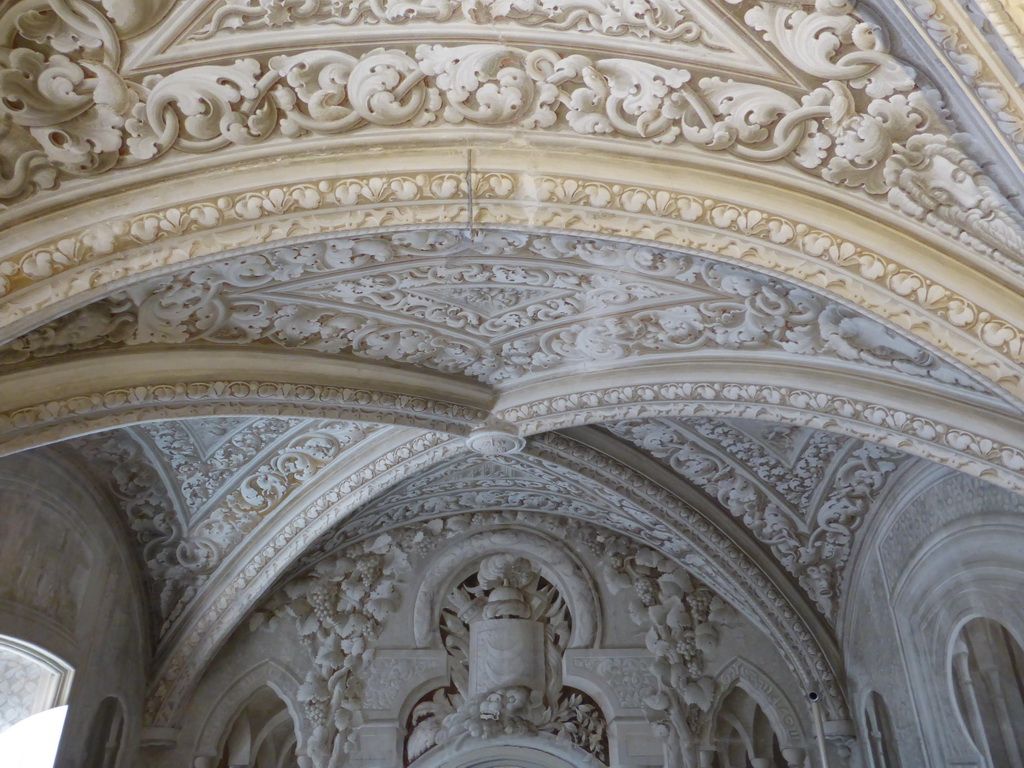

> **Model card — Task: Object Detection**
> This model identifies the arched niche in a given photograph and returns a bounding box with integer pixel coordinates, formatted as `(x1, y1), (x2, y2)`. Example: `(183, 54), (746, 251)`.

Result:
(949, 617), (1024, 768)
(709, 657), (805, 752)
(192, 661), (304, 767)
(412, 527), (601, 650)
(891, 511), (1024, 764)
(862, 691), (901, 768)
(707, 683), (805, 768)
(198, 687), (299, 768)
(84, 696), (127, 768)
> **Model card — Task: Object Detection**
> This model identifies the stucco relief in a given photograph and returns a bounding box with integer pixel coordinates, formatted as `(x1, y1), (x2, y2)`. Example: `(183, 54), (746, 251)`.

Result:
(146, 428), (461, 728)
(256, 509), (763, 768)
(134, 417), (300, 518)
(324, 449), (644, 547)
(0, 0), (1020, 263)
(712, 657), (803, 745)
(605, 417), (913, 618)
(68, 417), (382, 633)
(407, 553), (608, 764)
(591, 537), (737, 766)
(496, 381), (1024, 495)
(905, 0), (1024, 162)
(188, 0), (734, 54)
(0, 231), (988, 394)
(285, 432), (850, 726)
(4, 177), (1022, 412)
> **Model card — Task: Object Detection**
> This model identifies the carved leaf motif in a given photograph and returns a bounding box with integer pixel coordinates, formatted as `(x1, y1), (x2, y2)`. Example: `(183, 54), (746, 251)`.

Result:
(605, 416), (911, 617)
(1, 231), (986, 396)
(1, 1), (1019, 260)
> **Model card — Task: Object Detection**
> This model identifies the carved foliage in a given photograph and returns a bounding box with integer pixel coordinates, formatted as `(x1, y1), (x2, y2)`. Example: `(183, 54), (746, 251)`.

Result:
(191, 0), (730, 50)
(1, 231), (984, 393)
(605, 417), (911, 617)
(583, 529), (735, 767)
(0, 0), (1019, 258)
(254, 533), (414, 768)
(69, 418), (378, 633)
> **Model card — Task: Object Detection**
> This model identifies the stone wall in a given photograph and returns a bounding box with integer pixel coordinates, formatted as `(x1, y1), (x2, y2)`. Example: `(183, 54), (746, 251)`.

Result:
(0, 448), (148, 768)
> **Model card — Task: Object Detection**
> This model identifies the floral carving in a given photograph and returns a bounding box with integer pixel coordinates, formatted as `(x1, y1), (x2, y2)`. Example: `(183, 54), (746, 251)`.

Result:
(1, 0), (1020, 262)
(589, 535), (736, 768)
(135, 417), (297, 516)
(253, 533), (414, 768)
(291, 432), (850, 725)
(605, 417), (910, 617)
(495, 382), (1024, 494)
(146, 428), (461, 727)
(905, 0), (1024, 162)
(0, 231), (986, 394)
(69, 418), (379, 634)
(191, 0), (729, 50)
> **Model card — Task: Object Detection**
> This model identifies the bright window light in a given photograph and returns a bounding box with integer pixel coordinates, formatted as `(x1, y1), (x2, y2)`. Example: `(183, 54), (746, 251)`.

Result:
(0, 705), (68, 768)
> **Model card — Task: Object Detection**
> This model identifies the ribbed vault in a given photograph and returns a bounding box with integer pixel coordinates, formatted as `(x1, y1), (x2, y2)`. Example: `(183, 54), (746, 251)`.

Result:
(4, 0), (1024, 761)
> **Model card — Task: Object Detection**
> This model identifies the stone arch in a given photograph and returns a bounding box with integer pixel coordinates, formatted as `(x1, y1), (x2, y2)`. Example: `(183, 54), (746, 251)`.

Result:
(408, 737), (607, 768)
(192, 660), (304, 761)
(411, 527), (601, 650)
(890, 511), (1024, 764)
(710, 657), (806, 749)
(83, 695), (127, 768)
(4, 358), (1023, 497)
(947, 617), (1024, 768)
(6, 150), (1022, 406)
(146, 426), (855, 733)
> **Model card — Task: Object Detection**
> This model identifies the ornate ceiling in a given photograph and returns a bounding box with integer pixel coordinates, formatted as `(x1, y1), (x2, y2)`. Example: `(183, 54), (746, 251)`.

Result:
(3, 0), (1024, 744)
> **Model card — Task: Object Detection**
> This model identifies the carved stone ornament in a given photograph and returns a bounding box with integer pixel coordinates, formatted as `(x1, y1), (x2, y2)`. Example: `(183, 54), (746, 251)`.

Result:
(905, 0), (1024, 170)
(254, 517), (623, 768)
(464, 424), (528, 456)
(291, 433), (851, 719)
(605, 417), (912, 617)
(406, 552), (609, 765)
(0, 231), (990, 397)
(0, 0), (1022, 266)
(66, 417), (382, 634)
(187, 0), (736, 51)
(256, 508), (758, 768)
(2, 168), (1021, 408)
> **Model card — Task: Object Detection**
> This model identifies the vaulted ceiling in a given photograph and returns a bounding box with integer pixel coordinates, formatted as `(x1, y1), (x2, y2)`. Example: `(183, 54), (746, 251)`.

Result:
(3, 0), (1024, 736)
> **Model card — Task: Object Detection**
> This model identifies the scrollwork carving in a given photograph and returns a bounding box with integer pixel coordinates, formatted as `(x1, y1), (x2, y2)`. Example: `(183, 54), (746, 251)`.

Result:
(191, 0), (729, 50)
(605, 417), (910, 617)
(1, 230), (985, 395)
(69, 418), (379, 634)
(2, 0), (1020, 263)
